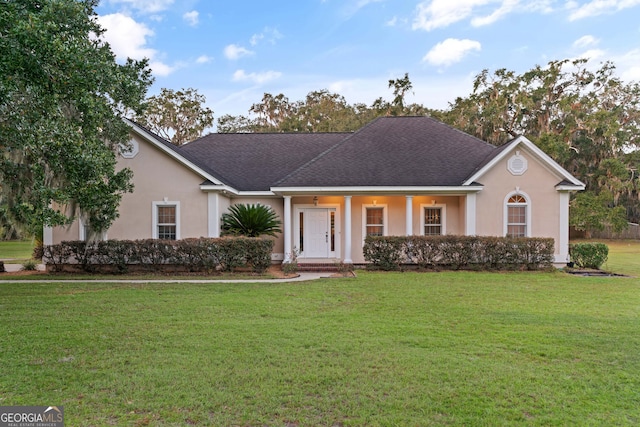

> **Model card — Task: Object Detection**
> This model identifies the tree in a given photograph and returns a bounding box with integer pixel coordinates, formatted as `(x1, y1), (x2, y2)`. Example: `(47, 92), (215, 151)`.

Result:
(217, 73), (434, 133)
(221, 204), (282, 237)
(440, 58), (640, 227)
(137, 87), (214, 145)
(0, 0), (153, 237)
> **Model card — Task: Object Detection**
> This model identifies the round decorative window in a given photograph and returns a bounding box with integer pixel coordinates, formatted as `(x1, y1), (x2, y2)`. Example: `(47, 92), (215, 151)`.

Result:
(507, 151), (527, 176)
(119, 138), (139, 159)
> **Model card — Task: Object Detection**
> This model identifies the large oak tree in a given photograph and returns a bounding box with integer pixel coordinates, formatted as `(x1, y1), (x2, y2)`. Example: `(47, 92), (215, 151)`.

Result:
(0, 0), (153, 237)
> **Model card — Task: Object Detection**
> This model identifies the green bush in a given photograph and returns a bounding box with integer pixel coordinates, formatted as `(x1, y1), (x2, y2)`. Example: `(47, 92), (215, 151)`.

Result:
(570, 242), (609, 269)
(364, 235), (555, 271)
(363, 236), (406, 271)
(221, 204), (282, 237)
(21, 259), (38, 271)
(42, 237), (274, 274)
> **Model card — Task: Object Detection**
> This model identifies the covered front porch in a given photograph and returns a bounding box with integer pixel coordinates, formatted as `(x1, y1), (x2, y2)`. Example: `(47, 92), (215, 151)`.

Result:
(276, 189), (483, 264)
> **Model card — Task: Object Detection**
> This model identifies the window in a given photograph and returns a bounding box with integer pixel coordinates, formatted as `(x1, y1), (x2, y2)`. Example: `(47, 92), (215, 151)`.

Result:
(420, 204), (446, 236)
(424, 207), (442, 235)
(363, 205), (387, 239)
(366, 207), (384, 236)
(506, 194), (527, 237)
(153, 201), (180, 240)
(79, 215), (106, 241)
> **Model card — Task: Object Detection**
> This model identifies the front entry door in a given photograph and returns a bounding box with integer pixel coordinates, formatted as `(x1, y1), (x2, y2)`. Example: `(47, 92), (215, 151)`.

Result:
(299, 208), (336, 258)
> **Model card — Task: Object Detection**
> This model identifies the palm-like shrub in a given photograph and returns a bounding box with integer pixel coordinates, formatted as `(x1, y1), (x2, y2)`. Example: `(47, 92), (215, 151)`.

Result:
(221, 204), (282, 237)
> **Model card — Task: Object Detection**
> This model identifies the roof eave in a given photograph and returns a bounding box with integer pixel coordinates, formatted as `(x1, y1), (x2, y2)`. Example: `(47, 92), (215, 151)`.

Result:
(463, 135), (585, 187)
(125, 119), (228, 187)
(270, 185), (484, 196)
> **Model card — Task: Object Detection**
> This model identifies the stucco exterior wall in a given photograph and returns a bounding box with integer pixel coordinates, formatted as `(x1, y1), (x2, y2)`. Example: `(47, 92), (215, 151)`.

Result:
(51, 134), (210, 244)
(475, 147), (562, 255)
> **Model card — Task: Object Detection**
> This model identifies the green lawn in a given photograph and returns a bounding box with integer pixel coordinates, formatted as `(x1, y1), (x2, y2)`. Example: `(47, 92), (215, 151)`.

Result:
(1, 268), (639, 425)
(0, 239), (34, 263)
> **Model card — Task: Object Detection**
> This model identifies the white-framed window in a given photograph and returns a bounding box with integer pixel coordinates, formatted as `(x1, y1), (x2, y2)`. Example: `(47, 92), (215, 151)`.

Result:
(504, 192), (530, 237)
(152, 201), (180, 240)
(362, 204), (388, 240)
(79, 215), (106, 242)
(420, 204), (446, 236)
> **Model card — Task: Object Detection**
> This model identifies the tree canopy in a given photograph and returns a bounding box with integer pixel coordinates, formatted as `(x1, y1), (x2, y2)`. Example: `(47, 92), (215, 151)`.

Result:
(439, 59), (640, 228)
(217, 73), (433, 133)
(136, 87), (214, 145)
(216, 62), (640, 230)
(0, 0), (152, 237)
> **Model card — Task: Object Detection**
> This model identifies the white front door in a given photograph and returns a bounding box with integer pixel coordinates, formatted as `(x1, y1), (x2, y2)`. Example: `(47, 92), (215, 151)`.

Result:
(298, 207), (337, 258)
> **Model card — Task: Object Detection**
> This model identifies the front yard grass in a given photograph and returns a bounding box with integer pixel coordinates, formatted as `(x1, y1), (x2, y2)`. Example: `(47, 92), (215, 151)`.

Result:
(1, 270), (639, 426)
(0, 239), (34, 263)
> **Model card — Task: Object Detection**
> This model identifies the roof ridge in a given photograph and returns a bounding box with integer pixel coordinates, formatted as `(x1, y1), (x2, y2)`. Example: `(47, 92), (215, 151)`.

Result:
(272, 117), (385, 186)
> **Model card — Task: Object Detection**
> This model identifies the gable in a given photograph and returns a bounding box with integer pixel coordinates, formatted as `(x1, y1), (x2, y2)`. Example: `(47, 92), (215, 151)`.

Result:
(463, 136), (584, 189)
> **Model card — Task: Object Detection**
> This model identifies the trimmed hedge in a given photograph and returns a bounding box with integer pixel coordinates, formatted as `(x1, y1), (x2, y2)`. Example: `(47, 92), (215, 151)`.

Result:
(569, 242), (608, 269)
(43, 237), (275, 274)
(364, 235), (555, 271)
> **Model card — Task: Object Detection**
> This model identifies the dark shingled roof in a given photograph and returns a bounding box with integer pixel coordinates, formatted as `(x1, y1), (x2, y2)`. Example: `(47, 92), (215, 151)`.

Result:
(275, 116), (499, 187)
(177, 132), (350, 191)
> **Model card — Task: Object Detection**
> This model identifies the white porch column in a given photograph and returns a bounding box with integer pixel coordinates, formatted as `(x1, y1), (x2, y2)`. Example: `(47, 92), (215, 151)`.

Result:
(283, 196), (292, 263)
(344, 196), (353, 264)
(465, 193), (477, 236)
(405, 195), (413, 235)
(207, 192), (220, 237)
(558, 191), (570, 263)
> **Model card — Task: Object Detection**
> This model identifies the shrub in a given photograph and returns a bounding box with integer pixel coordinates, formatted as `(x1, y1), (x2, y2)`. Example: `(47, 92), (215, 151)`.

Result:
(22, 259), (38, 271)
(282, 247), (299, 275)
(363, 236), (406, 271)
(570, 242), (609, 269)
(221, 204), (282, 237)
(42, 237), (274, 274)
(42, 242), (73, 272)
(364, 235), (555, 271)
(0, 260), (5, 273)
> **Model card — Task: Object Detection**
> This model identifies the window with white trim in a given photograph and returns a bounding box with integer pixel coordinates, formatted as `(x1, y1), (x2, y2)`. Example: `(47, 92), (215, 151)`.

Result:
(506, 194), (527, 237)
(153, 201), (180, 240)
(362, 205), (387, 240)
(79, 215), (106, 241)
(420, 204), (446, 236)
(366, 207), (384, 236)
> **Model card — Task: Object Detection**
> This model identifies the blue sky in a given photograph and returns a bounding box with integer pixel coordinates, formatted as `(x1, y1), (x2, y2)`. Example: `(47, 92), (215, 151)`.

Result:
(95, 0), (640, 122)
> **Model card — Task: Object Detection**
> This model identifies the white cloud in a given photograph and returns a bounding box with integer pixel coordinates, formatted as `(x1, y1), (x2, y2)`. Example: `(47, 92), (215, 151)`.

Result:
(568, 0), (640, 21)
(97, 13), (156, 60)
(422, 38), (481, 66)
(97, 13), (175, 76)
(413, 0), (491, 31)
(106, 0), (174, 14)
(148, 61), (175, 77)
(232, 69), (282, 84)
(196, 55), (213, 64)
(224, 44), (254, 60)
(573, 35), (599, 48)
(572, 49), (606, 62)
(412, 0), (551, 30)
(250, 27), (283, 46)
(471, 0), (518, 26)
(183, 10), (199, 26)
(610, 48), (640, 81)
(385, 16), (398, 26)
